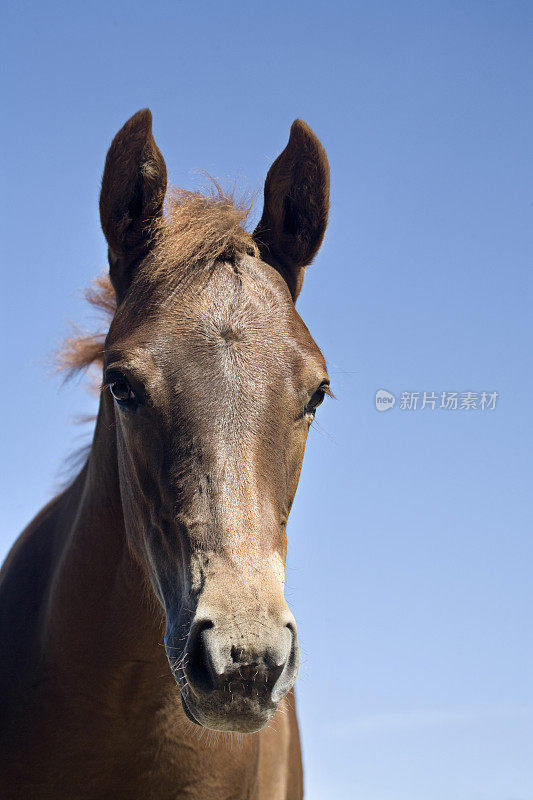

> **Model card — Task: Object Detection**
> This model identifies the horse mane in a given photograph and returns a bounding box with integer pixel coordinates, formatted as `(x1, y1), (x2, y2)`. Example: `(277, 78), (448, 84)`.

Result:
(56, 273), (114, 378)
(57, 183), (258, 377)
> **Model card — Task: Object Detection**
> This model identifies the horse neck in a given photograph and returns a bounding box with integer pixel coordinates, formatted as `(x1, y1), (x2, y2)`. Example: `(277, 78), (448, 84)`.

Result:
(44, 389), (166, 691)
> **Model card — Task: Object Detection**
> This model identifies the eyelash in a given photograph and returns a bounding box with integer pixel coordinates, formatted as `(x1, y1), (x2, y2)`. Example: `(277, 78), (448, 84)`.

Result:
(104, 372), (331, 417)
(104, 372), (139, 410)
(304, 384), (330, 416)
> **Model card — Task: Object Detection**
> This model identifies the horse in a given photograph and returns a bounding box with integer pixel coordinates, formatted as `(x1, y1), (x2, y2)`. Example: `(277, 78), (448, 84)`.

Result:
(0, 109), (331, 799)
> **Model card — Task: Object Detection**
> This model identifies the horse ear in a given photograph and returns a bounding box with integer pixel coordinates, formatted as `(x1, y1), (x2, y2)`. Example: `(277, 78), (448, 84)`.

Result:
(99, 109), (167, 300)
(253, 120), (329, 301)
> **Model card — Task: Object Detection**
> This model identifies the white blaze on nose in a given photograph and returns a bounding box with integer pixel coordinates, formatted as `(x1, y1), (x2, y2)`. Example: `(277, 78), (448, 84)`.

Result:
(269, 550), (286, 588)
(216, 451), (267, 569)
(208, 337), (280, 574)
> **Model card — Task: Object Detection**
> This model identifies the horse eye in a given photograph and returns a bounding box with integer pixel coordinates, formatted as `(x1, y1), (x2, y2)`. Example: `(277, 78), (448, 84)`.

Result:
(109, 378), (135, 406)
(305, 387), (326, 415)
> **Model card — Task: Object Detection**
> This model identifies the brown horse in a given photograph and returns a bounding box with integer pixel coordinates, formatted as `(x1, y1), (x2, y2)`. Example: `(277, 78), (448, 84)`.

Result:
(0, 110), (330, 799)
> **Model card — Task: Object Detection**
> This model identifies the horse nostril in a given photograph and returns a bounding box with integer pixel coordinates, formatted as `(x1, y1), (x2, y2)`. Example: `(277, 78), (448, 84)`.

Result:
(183, 616), (299, 704)
(284, 621), (297, 643)
(184, 618), (216, 695)
(270, 622), (299, 704)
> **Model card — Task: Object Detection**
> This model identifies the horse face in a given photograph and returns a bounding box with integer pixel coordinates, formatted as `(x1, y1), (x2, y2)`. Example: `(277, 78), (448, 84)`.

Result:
(99, 110), (329, 732)
(104, 257), (329, 731)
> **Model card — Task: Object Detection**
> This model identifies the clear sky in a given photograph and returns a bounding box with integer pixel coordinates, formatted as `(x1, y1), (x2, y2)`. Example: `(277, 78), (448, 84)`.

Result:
(2, 2), (532, 798)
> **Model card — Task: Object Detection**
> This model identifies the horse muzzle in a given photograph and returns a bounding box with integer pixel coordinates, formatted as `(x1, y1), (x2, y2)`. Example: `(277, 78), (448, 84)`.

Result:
(168, 611), (299, 733)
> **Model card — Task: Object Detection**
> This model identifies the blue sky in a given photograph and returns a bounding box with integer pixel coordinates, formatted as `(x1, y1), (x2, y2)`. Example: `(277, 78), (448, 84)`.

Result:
(2, 2), (532, 797)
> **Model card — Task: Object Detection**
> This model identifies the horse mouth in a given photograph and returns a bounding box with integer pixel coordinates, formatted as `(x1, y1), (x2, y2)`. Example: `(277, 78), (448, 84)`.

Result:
(180, 689), (201, 726)
(165, 604), (299, 733)
(177, 674), (277, 734)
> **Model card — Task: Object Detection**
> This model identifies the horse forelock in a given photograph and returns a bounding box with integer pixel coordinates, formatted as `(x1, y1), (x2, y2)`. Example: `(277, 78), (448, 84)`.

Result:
(57, 181), (258, 378)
